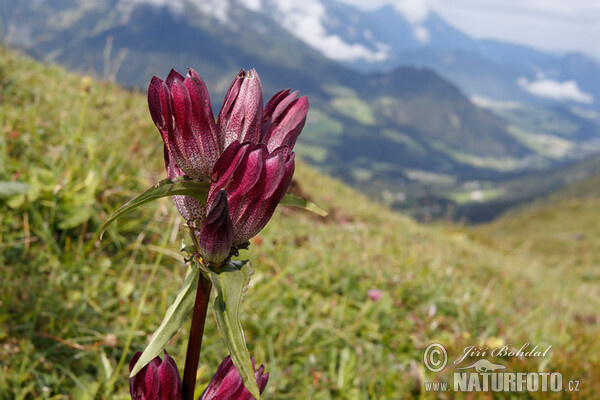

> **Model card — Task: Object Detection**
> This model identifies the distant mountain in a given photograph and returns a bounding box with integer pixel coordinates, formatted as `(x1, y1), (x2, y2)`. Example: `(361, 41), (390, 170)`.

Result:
(0, 1), (530, 164)
(243, 0), (600, 112)
(2, 0), (600, 222)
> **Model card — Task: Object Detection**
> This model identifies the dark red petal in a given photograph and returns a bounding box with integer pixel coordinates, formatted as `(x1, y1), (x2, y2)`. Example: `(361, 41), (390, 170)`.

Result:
(158, 350), (182, 399)
(184, 71), (221, 175)
(148, 76), (165, 131)
(226, 145), (265, 224)
(222, 70), (264, 148)
(207, 141), (249, 209)
(170, 80), (193, 142)
(263, 153), (287, 199)
(129, 351), (143, 374)
(139, 357), (160, 400)
(162, 350), (179, 373)
(159, 81), (174, 138)
(239, 69), (264, 144)
(129, 351), (143, 399)
(200, 356), (244, 400)
(166, 68), (185, 88)
(171, 79), (207, 179)
(233, 152), (294, 245)
(237, 145), (266, 196)
(218, 69), (244, 139)
(210, 141), (244, 183)
(165, 147), (205, 221)
(261, 90), (298, 143)
(263, 89), (291, 122)
(231, 159), (277, 244)
(198, 190), (233, 266)
(160, 80), (191, 176)
(231, 150), (281, 236)
(255, 365), (269, 393)
(264, 90), (299, 133)
(264, 95), (309, 152)
(228, 360), (268, 400)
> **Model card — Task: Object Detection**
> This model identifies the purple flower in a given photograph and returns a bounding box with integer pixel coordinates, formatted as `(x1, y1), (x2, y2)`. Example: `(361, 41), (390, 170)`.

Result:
(148, 68), (308, 266)
(218, 70), (309, 153)
(368, 289), (382, 302)
(261, 88), (309, 153)
(205, 141), (295, 247)
(218, 69), (265, 149)
(165, 147), (206, 222)
(129, 350), (182, 400)
(199, 356), (268, 400)
(198, 190), (233, 265)
(148, 68), (222, 181)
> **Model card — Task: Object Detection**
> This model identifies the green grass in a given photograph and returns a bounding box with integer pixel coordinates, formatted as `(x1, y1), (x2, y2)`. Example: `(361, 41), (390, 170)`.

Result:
(330, 97), (376, 126)
(507, 125), (573, 159)
(480, 168), (600, 269)
(489, 104), (580, 138)
(1, 47), (599, 399)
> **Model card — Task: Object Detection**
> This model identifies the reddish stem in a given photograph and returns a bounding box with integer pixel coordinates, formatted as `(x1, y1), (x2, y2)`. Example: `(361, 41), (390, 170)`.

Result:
(182, 271), (212, 400)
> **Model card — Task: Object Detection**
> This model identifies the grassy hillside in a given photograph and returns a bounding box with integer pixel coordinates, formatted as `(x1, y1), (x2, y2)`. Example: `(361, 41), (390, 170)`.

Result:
(1, 48), (599, 399)
(478, 169), (600, 269)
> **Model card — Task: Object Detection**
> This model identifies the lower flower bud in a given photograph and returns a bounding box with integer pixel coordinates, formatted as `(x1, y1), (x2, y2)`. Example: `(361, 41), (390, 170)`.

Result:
(129, 350), (182, 400)
(198, 190), (234, 267)
(199, 356), (269, 400)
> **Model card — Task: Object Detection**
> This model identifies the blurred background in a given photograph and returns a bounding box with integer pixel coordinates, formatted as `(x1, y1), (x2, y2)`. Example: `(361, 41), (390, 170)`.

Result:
(1, 0), (599, 398)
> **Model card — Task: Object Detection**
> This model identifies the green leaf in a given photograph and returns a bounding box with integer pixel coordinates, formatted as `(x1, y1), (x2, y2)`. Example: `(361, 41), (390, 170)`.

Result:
(129, 266), (200, 377)
(210, 261), (261, 400)
(280, 193), (327, 217)
(100, 178), (210, 238)
(0, 181), (31, 198)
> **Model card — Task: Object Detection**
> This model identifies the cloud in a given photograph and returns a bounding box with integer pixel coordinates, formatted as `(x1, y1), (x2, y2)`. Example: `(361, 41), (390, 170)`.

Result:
(393, 0), (435, 24)
(517, 77), (594, 103)
(337, 0), (600, 62)
(338, 0), (436, 24)
(413, 25), (430, 43)
(240, 0), (261, 11)
(273, 0), (389, 62)
(188, 0), (230, 22)
(120, 0), (229, 22)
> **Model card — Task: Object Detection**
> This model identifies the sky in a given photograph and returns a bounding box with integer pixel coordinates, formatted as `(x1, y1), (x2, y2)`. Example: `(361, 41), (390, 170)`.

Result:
(338, 0), (600, 61)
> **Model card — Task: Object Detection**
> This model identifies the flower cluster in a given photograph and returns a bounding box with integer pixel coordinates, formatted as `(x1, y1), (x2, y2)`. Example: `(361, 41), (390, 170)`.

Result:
(199, 356), (269, 400)
(129, 350), (181, 400)
(148, 68), (308, 267)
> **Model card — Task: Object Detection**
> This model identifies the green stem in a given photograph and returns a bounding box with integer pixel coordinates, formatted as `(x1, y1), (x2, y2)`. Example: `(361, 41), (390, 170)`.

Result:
(182, 270), (212, 400)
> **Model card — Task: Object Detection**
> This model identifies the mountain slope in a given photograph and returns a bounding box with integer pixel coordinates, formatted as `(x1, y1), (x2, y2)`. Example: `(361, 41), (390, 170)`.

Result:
(2, 1), (560, 202)
(245, 0), (600, 112)
(477, 167), (600, 273)
(434, 152), (600, 223)
(1, 47), (599, 398)
(5, 0), (600, 224)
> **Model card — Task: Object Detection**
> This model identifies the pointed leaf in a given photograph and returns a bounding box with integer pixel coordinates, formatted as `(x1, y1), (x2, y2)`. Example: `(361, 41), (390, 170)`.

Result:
(100, 178), (210, 238)
(210, 261), (261, 400)
(129, 266), (200, 377)
(280, 193), (327, 217)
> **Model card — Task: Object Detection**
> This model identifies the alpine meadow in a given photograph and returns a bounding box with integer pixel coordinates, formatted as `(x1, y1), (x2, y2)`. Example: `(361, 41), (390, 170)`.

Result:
(1, 45), (600, 398)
